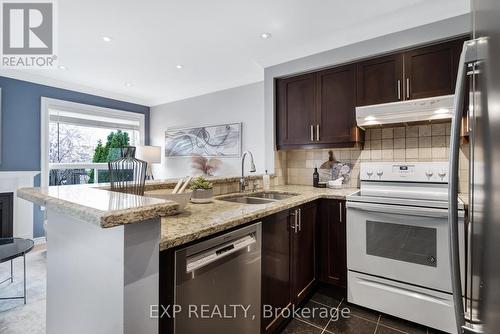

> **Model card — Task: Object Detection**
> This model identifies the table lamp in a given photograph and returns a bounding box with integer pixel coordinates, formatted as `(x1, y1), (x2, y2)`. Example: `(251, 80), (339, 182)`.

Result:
(136, 145), (161, 180)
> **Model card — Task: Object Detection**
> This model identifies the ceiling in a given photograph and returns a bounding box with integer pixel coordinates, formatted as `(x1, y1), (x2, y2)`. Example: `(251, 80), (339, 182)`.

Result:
(0, 0), (470, 106)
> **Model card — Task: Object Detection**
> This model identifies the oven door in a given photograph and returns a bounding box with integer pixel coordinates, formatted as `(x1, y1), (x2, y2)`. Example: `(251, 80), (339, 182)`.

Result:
(347, 201), (464, 293)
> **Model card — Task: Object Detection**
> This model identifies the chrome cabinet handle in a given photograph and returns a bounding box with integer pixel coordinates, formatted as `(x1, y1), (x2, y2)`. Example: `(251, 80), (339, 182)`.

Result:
(339, 202), (342, 223)
(310, 125), (314, 141)
(406, 78), (410, 99)
(397, 80), (401, 100)
(290, 211), (297, 233)
(316, 125), (320, 141)
(297, 209), (302, 232)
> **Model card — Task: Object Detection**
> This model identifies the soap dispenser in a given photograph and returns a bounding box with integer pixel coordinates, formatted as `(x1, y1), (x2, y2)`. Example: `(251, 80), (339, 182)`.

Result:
(263, 170), (270, 191)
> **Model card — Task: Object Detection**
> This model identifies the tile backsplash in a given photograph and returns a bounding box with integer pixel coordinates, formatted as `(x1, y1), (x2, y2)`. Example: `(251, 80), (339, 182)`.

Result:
(280, 122), (470, 192)
(365, 123), (451, 162)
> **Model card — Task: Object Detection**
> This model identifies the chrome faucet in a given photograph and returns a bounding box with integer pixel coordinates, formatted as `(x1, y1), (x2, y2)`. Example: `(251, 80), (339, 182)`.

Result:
(240, 151), (256, 192)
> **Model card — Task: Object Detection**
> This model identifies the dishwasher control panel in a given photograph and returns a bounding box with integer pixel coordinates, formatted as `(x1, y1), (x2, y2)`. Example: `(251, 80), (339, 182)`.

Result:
(186, 233), (256, 273)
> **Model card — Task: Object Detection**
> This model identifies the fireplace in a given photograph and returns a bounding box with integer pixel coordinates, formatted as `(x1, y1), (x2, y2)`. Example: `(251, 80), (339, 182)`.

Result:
(0, 192), (13, 238)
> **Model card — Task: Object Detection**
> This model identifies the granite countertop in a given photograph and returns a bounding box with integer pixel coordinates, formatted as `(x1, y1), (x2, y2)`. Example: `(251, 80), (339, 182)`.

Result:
(15, 174), (272, 228)
(160, 185), (358, 251)
(17, 185), (180, 228)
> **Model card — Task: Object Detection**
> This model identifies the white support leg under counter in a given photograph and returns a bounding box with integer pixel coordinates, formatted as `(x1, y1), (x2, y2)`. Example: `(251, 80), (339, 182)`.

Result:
(45, 210), (160, 334)
(17, 183), (180, 334)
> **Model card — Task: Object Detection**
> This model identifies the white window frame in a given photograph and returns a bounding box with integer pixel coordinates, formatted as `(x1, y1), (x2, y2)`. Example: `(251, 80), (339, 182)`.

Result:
(41, 97), (145, 188)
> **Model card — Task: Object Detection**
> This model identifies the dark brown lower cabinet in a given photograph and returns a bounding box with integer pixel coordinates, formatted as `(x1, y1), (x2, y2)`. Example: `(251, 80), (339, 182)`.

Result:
(318, 199), (347, 288)
(291, 202), (317, 304)
(261, 202), (317, 333)
(159, 199), (342, 334)
(261, 209), (293, 334)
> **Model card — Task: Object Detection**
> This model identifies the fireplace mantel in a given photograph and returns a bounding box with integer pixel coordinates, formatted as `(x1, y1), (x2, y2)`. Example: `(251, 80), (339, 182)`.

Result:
(0, 171), (38, 239)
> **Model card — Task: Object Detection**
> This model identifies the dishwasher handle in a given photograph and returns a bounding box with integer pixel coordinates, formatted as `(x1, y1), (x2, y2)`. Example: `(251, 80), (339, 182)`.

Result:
(186, 233), (256, 273)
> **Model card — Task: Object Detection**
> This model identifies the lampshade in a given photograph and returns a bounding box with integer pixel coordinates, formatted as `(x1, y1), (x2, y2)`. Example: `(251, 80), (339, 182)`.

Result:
(136, 145), (161, 163)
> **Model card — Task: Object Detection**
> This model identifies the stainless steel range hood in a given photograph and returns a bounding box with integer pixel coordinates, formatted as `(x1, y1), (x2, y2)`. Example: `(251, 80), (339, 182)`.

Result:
(356, 95), (454, 127)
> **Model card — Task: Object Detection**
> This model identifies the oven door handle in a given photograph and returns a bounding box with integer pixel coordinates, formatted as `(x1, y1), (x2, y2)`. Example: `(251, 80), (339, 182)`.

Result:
(347, 201), (462, 219)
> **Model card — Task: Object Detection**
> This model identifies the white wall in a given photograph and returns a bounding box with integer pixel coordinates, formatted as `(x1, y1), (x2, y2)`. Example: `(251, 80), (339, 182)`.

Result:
(150, 82), (265, 179)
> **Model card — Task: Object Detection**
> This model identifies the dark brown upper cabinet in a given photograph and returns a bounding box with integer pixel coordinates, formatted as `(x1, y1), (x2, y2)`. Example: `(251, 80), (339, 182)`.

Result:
(356, 38), (465, 106)
(356, 54), (404, 106)
(276, 37), (466, 150)
(316, 65), (359, 145)
(276, 73), (317, 147)
(276, 66), (362, 150)
(404, 39), (462, 100)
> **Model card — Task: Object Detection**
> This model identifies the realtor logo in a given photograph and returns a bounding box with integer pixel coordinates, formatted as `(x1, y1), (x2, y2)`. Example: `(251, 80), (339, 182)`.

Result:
(1, 0), (57, 68)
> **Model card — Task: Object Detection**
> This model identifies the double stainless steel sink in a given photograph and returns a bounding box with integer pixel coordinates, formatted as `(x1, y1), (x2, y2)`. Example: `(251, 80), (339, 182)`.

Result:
(218, 191), (298, 204)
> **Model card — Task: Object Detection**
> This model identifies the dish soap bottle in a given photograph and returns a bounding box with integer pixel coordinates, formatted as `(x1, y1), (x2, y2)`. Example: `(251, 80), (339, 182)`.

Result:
(313, 168), (319, 187)
(263, 170), (270, 191)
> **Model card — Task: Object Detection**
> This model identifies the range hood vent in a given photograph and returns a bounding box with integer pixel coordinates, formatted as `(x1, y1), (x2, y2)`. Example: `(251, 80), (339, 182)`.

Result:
(356, 95), (455, 127)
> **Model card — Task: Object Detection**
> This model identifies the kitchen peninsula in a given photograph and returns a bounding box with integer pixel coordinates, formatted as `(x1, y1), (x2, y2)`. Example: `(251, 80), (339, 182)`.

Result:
(17, 178), (357, 334)
(17, 184), (179, 334)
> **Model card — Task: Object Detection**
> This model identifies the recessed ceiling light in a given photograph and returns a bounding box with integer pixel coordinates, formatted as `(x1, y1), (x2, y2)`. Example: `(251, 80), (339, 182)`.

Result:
(176, 64), (183, 69)
(124, 82), (133, 87)
(102, 36), (113, 42)
(260, 32), (272, 40)
(58, 65), (67, 70)
(365, 116), (377, 121)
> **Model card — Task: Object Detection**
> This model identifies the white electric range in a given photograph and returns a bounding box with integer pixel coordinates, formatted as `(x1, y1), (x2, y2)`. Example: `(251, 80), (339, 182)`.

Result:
(346, 162), (464, 334)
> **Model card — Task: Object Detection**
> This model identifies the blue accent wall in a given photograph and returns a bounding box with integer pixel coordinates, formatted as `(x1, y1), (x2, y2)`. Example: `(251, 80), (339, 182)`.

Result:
(0, 76), (150, 238)
(0, 76), (150, 171)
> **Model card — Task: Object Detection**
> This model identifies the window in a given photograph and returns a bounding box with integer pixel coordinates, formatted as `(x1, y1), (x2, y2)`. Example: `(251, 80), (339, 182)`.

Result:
(41, 98), (145, 187)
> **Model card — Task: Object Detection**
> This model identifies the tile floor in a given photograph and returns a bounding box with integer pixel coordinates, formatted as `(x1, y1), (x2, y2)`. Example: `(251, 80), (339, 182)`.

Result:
(280, 290), (445, 334)
(1, 247), (447, 334)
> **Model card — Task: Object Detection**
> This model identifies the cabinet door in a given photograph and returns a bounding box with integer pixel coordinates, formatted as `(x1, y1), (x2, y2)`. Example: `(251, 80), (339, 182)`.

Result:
(261, 210), (292, 333)
(356, 54), (403, 106)
(276, 73), (316, 148)
(404, 40), (462, 100)
(318, 200), (347, 288)
(291, 203), (317, 305)
(316, 65), (357, 144)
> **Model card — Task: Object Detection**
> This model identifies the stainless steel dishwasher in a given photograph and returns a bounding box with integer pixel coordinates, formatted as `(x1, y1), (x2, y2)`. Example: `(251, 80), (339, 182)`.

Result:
(174, 222), (261, 334)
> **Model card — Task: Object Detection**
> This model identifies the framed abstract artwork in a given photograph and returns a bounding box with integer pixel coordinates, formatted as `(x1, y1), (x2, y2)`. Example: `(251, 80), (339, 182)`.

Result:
(165, 122), (242, 157)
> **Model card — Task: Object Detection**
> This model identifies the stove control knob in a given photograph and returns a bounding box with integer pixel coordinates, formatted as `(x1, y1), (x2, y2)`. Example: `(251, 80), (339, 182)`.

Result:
(376, 169), (384, 177)
(366, 169), (373, 178)
(438, 169), (447, 178)
(425, 170), (434, 178)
